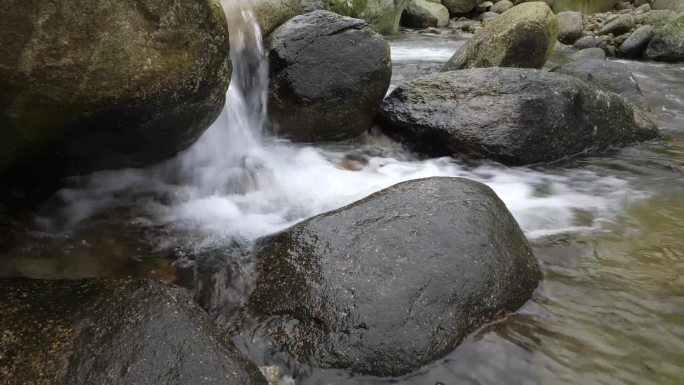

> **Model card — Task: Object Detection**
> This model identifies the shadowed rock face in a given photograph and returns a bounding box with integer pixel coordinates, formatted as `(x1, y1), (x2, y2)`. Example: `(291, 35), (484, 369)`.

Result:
(0, 0), (231, 183)
(0, 279), (267, 385)
(266, 10), (391, 142)
(377, 68), (659, 165)
(245, 177), (540, 376)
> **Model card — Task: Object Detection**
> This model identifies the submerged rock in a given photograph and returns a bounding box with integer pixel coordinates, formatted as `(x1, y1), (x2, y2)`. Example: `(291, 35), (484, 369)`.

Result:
(644, 13), (684, 62)
(552, 59), (650, 111)
(0, 279), (267, 385)
(402, 0), (450, 28)
(266, 11), (391, 142)
(246, 177), (540, 376)
(0, 0), (230, 182)
(441, 2), (557, 71)
(377, 68), (659, 165)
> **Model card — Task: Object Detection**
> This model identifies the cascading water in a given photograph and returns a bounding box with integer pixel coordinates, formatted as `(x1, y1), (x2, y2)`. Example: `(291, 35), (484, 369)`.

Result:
(40, 0), (646, 248)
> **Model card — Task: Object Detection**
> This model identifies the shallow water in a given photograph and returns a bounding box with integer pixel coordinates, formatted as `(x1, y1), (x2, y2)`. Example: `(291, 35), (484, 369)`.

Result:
(1, 26), (683, 385)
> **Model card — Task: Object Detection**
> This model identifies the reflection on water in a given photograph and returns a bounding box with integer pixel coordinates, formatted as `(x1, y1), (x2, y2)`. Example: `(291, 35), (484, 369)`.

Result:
(1, 31), (683, 385)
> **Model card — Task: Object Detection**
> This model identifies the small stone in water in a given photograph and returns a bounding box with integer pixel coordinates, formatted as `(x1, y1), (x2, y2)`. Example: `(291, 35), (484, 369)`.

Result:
(341, 154), (369, 171)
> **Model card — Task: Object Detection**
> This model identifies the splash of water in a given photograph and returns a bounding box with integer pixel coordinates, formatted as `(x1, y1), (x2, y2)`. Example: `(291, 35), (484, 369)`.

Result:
(175, 0), (269, 196)
(44, 0), (648, 249)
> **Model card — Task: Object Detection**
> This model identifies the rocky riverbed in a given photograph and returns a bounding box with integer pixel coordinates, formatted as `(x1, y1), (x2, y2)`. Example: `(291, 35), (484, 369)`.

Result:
(1, 1), (683, 384)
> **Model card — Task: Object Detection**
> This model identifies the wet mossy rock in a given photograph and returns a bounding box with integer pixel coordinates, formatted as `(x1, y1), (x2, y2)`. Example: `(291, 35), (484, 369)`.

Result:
(266, 10), (391, 142)
(441, 2), (557, 71)
(0, 279), (267, 385)
(644, 12), (684, 62)
(246, 177), (540, 376)
(552, 0), (617, 14)
(377, 68), (659, 165)
(0, 0), (231, 182)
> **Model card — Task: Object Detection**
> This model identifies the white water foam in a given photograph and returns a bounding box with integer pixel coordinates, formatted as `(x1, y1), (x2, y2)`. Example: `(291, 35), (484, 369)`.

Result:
(45, 2), (647, 249)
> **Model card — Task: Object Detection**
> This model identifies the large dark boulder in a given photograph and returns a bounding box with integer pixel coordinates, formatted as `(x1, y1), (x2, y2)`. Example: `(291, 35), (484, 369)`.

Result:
(551, 59), (650, 111)
(377, 68), (659, 165)
(441, 2), (557, 71)
(0, 279), (267, 385)
(644, 12), (684, 62)
(248, 0), (411, 36)
(0, 0), (231, 182)
(245, 177), (540, 376)
(266, 10), (391, 142)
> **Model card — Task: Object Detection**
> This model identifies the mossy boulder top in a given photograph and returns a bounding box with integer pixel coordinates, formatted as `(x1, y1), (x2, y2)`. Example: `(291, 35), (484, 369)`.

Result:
(442, 2), (558, 71)
(0, 0), (231, 181)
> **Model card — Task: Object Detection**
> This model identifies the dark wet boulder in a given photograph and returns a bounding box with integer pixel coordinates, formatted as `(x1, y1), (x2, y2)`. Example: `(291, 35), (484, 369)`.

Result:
(441, 2), (557, 71)
(250, 0), (411, 36)
(401, 0), (450, 28)
(0, 279), (266, 385)
(245, 177), (540, 376)
(0, 0), (230, 182)
(377, 68), (659, 165)
(552, 59), (650, 111)
(266, 10), (391, 142)
(644, 12), (684, 62)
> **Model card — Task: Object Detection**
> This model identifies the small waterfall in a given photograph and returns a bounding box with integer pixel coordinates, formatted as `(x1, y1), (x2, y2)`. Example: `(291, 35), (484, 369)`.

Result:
(177, 0), (270, 196)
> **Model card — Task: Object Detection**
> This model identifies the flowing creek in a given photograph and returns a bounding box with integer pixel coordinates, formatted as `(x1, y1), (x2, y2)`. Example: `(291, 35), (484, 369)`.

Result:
(1, 21), (683, 385)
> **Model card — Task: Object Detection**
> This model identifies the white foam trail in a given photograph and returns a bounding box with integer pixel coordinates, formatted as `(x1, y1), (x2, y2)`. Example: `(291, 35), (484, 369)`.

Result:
(44, 2), (648, 248)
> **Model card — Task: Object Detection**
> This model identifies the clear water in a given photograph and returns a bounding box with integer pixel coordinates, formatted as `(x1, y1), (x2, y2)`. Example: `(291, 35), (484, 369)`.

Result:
(1, 12), (683, 385)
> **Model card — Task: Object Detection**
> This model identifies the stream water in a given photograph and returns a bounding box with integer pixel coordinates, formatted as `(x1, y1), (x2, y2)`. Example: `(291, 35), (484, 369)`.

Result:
(1, 13), (683, 385)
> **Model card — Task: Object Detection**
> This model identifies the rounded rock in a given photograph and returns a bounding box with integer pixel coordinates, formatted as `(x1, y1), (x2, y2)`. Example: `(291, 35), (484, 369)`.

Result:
(266, 10), (391, 142)
(246, 177), (540, 376)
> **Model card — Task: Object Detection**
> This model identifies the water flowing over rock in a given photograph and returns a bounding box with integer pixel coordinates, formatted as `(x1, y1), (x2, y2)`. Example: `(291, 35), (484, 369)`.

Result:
(266, 10), (391, 142)
(441, 2), (557, 71)
(0, 279), (267, 385)
(377, 68), (659, 165)
(244, 177), (540, 376)
(0, 0), (230, 182)
(552, 59), (650, 111)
